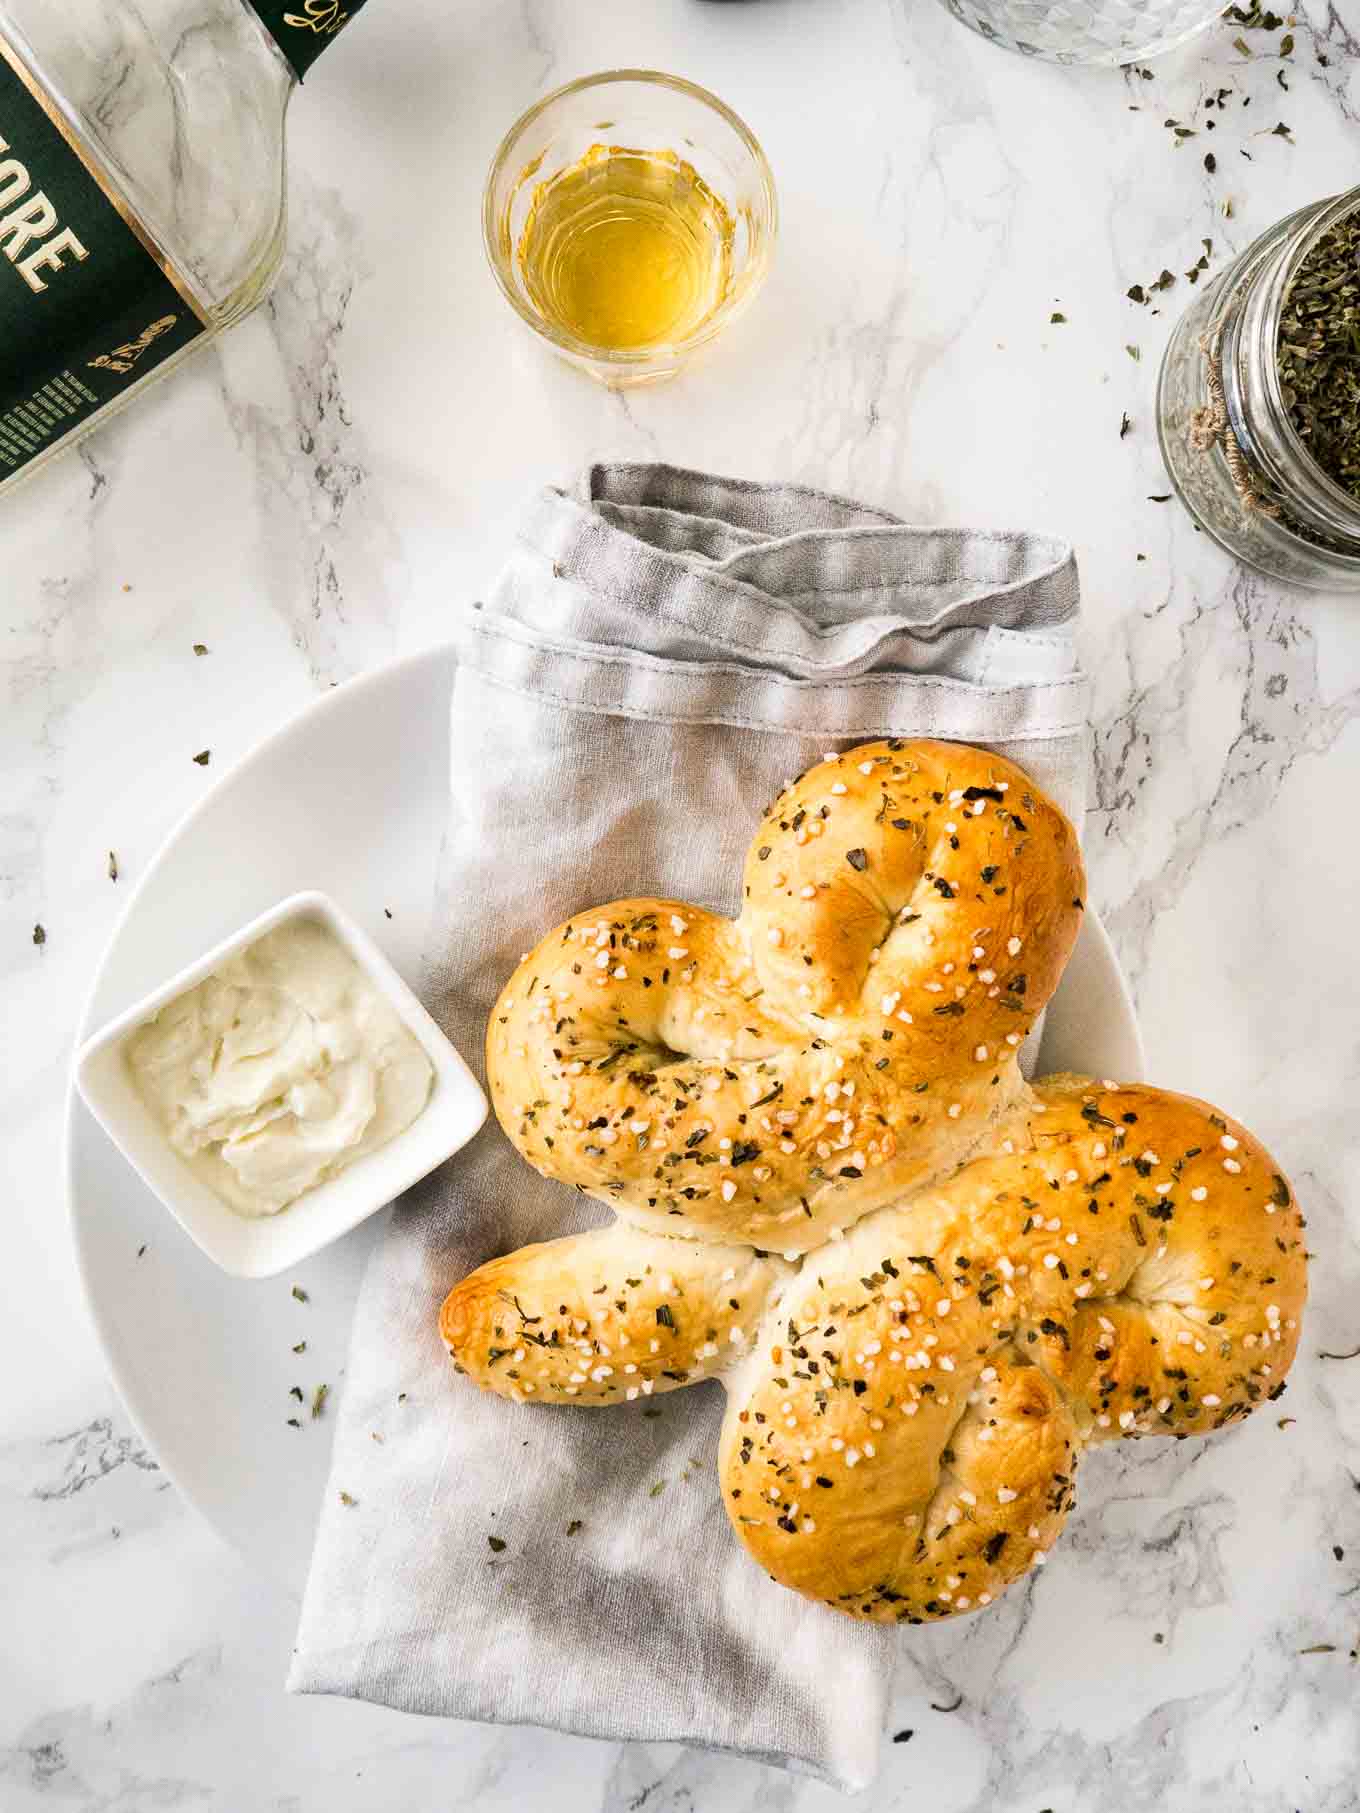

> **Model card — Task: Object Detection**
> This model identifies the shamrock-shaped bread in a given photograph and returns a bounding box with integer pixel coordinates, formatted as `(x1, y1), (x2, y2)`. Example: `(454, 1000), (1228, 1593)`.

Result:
(442, 740), (1306, 1622)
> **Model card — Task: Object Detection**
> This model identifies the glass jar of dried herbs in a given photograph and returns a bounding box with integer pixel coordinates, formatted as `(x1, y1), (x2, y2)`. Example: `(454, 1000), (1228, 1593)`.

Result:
(1158, 186), (1360, 590)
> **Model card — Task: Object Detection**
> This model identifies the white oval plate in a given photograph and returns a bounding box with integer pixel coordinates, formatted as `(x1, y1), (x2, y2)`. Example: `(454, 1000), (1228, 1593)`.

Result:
(65, 645), (1145, 1594)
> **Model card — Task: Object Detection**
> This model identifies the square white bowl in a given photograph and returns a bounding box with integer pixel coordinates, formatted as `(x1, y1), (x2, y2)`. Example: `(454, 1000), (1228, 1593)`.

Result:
(74, 890), (488, 1279)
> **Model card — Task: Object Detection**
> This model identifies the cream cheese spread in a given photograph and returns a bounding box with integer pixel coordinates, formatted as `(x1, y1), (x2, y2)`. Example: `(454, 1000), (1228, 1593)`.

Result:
(125, 917), (434, 1217)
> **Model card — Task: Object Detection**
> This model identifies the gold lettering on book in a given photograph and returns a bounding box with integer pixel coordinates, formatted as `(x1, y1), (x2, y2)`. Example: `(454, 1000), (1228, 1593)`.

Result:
(0, 131), (89, 292)
(88, 314), (178, 375)
(283, 1), (350, 35)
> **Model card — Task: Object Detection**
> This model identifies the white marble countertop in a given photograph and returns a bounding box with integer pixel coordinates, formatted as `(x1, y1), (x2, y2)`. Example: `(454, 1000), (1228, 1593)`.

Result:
(4, 0), (1359, 1807)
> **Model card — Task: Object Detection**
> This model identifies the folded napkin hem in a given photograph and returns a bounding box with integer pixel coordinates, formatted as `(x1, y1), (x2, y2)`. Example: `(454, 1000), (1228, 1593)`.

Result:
(459, 613), (1087, 742)
(284, 1672), (883, 1794)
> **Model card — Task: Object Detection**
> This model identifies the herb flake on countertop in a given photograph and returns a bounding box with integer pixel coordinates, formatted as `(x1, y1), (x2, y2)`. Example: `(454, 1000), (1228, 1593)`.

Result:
(192, 749), (211, 766)
(338, 1491), (357, 1507)
(193, 643), (209, 656)
(291, 1285), (308, 1302)
(32, 923), (45, 946)
(487, 1535), (507, 1552)
(311, 1383), (329, 1419)
(107, 851), (119, 882)
(1225, 4), (1286, 27)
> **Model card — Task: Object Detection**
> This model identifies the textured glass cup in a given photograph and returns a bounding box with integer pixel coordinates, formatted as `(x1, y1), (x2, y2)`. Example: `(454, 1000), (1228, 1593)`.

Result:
(484, 70), (777, 388)
(1157, 187), (1360, 591)
(933, 0), (1228, 65)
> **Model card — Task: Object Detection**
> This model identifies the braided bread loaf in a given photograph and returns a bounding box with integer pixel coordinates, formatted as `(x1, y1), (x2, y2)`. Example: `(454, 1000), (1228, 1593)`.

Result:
(442, 740), (1306, 1623)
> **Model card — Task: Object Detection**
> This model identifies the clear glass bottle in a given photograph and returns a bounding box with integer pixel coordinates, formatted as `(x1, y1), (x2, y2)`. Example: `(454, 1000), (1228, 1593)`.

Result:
(0, 0), (369, 494)
(1157, 187), (1360, 592)
(931, 0), (1228, 67)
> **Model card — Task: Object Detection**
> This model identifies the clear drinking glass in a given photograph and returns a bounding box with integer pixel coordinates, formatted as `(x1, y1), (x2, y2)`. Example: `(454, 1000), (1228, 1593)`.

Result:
(933, 0), (1228, 65)
(483, 70), (777, 388)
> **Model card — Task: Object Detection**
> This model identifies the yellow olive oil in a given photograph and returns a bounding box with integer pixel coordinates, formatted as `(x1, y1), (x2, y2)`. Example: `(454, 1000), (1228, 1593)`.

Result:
(516, 144), (735, 352)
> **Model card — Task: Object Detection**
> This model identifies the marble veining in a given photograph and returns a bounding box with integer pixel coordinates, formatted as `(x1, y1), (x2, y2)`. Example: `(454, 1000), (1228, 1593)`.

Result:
(1091, 566), (1360, 992)
(215, 178), (405, 689)
(3, 0), (1359, 1807)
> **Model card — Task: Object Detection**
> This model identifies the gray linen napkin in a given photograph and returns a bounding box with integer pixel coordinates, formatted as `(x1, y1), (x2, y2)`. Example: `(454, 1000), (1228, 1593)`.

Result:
(288, 465), (1088, 1791)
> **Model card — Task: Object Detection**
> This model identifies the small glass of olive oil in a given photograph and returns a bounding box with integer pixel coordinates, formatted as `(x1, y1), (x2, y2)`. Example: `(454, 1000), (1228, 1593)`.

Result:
(485, 71), (777, 387)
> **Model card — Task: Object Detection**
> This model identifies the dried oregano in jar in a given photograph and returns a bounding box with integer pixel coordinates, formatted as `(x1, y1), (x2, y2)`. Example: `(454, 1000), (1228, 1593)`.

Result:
(1276, 210), (1360, 507)
(1157, 187), (1360, 590)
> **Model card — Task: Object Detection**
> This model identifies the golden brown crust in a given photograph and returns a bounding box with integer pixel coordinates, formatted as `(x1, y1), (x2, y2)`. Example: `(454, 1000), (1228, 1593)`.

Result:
(741, 739), (1083, 1049)
(485, 741), (1084, 1256)
(445, 739), (1307, 1624)
(717, 1077), (1306, 1622)
(440, 1227), (789, 1405)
